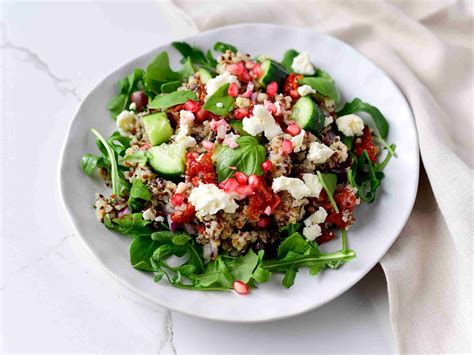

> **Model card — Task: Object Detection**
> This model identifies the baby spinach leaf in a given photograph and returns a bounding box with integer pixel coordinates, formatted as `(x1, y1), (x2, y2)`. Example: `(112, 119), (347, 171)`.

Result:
(317, 171), (339, 213)
(108, 68), (145, 119)
(314, 68), (334, 81)
(104, 213), (152, 238)
(172, 41), (217, 70)
(337, 98), (389, 139)
(202, 83), (235, 115)
(281, 49), (299, 72)
(214, 136), (266, 182)
(148, 90), (197, 109)
(146, 51), (181, 83)
(299, 77), (341, 105)
(161, 81), (182, 93)
(130, 235), (162, 271)
(213, 41), (237, 54)
(80, 154), (100, 175)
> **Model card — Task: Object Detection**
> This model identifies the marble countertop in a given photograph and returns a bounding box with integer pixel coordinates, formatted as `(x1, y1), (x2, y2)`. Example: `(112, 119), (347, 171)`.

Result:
(1, 1), (395, 353)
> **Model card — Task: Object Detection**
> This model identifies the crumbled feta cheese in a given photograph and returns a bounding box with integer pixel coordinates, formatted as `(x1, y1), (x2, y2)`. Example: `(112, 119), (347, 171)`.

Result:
(291, 52), (315, 75)
(304, 207), (328, 226)
(205, 71), (240, 98)
(272, 176), (310, 200)
(188, 184), (239, 217)
(142, 208), (156, 221)
(216, 102), (223, 108)
(235, 96), (251, 108)
(297, 85), (316, 97)
(291, 129), (306, 152)
(324, 115), (334, 127)
(330, 138), (349, 163)
(242, 105), (283, 139)
(116, 110), (136, 136)
(302, 224), (322, 241)
(129, 102), (137, 111)
(307, 142), (335, 164)
(256, 93), (268, 103)
(324, 98), (336, 112)
(336, 114), (364, 136)
(174, 110), (196, 148)
(155, 216), (164, 223)
(302, 173), (323, 198)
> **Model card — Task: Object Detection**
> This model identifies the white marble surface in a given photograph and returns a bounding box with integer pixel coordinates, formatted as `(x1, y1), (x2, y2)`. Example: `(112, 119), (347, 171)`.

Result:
(1, 1), (395, 353)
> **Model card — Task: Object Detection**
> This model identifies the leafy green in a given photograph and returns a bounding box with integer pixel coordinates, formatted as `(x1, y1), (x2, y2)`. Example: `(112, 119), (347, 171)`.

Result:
(281, 49), (299, 72)
(107, 131), (131, 158)
(80, 154), (101, 175)
(298, 77), (340, 105)
(172, 41), (218, 72)
(279, 223), (302, 238)
(148, 90), (197, 109)
(316, 171), (339, 213)
(314, 68), (334, 81)
(337, 98), (389, 139)
(108, 68), (145, 119)
(130, 235), (162, 271)
(128, 179), (151, 212)
(225, 249), (259, 283)
(104, 213), (153, 238)
(202, 83), (235, 115)
(214, 136), (266, 182)
(161, 81), (182, 93)
(213, 41), (237, 53)
(119, 151), (150, 166)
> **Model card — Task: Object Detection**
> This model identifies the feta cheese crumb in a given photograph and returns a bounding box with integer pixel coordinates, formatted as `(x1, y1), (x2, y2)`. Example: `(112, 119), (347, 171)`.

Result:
(324, 115), (334, 127)
(205, 71), (240, 98)
(174, 110), (196, 148)
(307, 142), (335, 164)
(302, 224), (322, 241)
(291, 129), (306, 152)
(129, 102), (137, 111)
(188, 184), (239, 217)
(116, 110), (136, 136)
(272, 176), (310, 200)
(142, 208), (156, 221)
(336, 114), (364, 136)
(297, 85), (316, 97)
(216, 102), (224, 108)
(235, 96), (251, 108)
(242, 104), (283, 139)
(291, 52), (315, 75)
(304, 207), (328, 226)
(302, 173), (323, 198)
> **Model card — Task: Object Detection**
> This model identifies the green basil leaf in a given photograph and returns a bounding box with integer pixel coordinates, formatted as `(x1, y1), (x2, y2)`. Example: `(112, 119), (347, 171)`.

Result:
(298, 77), (340, 104)
(130, 235), (161, 271)
(214, 136), (266, 182)
(148, 90), (197, 109)
(104, 213), (152, 238)
(337, 98), (389, 139)
(202, 83), (235, 115)
(281, 49), (299, 72)
(213, 41), (237, 53)
(80, 154), (100, 175)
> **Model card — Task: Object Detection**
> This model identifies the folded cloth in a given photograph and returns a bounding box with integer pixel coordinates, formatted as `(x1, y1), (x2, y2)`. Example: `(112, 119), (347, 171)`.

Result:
(161, 0), (473, 352)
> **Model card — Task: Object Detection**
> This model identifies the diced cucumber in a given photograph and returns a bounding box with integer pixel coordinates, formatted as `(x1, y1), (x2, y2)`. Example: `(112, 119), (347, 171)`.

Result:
(143, 112), (173, 146)
(289, 96), (325, 135)
(198, 68), (213, 84)
(148, 143), (186, 179)
(258, 60), (288, 87)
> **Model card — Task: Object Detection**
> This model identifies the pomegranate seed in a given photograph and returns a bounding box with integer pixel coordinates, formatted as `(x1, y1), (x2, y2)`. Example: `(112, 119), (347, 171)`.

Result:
(171, 193), (184, 206)
(245, 61), (256, 69)
(227, 63), (243, 75)
(264, 206), (272, 215)
(279, 139), (293, 155)
(139, 143), (151, 151)
(228, 82), (239, 97)
(242, 82), (254, 98)
(257, 216), (270, 228)
(234, 172), (248, 185)
(266, 82), (278, 97)
(184, 99), (200, 112)
(202, 140), (214, 151)
(240, 68), (251, 82)
(286, 123), (301, 136)
(219, 178), (239, 193)
(195, 108), (209, 122)
(233, 108), (249, 120)
(233, 280), (249, 295)
(252, 64), (261, 78)
(289, 89), (300, 100)
(261, 160), (272, 172)
(265, 101), (277, 115)
(248, 174), (260, 188)
(235, 184), (254, 197)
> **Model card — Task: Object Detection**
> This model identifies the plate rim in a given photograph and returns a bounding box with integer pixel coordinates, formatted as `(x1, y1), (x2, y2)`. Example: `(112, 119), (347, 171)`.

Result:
(58, 23), (419, 323)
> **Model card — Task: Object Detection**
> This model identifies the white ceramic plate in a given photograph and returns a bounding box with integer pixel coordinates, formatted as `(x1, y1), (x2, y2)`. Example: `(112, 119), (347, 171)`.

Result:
(59, 24), (419, 322)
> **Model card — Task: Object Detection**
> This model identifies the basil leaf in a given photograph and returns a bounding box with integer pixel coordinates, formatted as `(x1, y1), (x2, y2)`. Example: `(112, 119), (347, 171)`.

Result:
(130, 235), (161, 271)
(317, 171), (339, 213)
(213, 41), (237, 53)
(202, 83), (235, 115)
(149, 90), (197, 109)
(214, 136), (266, 182)
(281, 49), (299, 72)
(80, 154), (100, 175)
(298, 77), (340, 105)
(337, 98), (389, 139)
(104, 213), (152, 238)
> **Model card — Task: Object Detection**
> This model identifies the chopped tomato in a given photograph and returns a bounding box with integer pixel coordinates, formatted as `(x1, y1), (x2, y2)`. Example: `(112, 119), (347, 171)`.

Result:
(317, 187), (358, 229)
(354, 126), (379, 163)
(283, 73), (302, 100)
(171, 203), (195, 223)
(186, 152), (217, 186)
(316, 230), (336, 245)
(247, 180), (280, 221)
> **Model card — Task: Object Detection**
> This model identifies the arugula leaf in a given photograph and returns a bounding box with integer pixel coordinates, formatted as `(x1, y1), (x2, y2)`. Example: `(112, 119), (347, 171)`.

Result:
(298, 77), (341, 105)
(282, 265), (298, 289)
(225, 249), (259, 283)
(108, 68), (145, 119)
(281, 49), (299, 72)
(214, 136), (266, 182)
(128, 179), (151, 212)
(107, 131), (131, 158)
(213, 41), (237, 53)
(130, 235), (162, 271)
(277, 233), (308, 259)
(279, 223), (302, 238)
(148, 90), (197, 109)
(192, 257), (233, 289)
(119, 151), (149, 166)
(337, 98), (389, 139)
(104, 213), (152, 238)
(316, 171), (339, 213)
(172, 41), (217, 71)
(80, 154), (100, 175)
(202, 83), (235, 115)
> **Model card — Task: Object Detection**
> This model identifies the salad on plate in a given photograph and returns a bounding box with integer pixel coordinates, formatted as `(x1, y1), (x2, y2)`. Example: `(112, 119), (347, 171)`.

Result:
(81, 41), (396, 294)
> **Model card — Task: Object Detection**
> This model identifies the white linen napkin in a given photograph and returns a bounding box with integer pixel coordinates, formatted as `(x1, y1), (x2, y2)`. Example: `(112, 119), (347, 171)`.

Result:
(159, 0), (473, 352)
